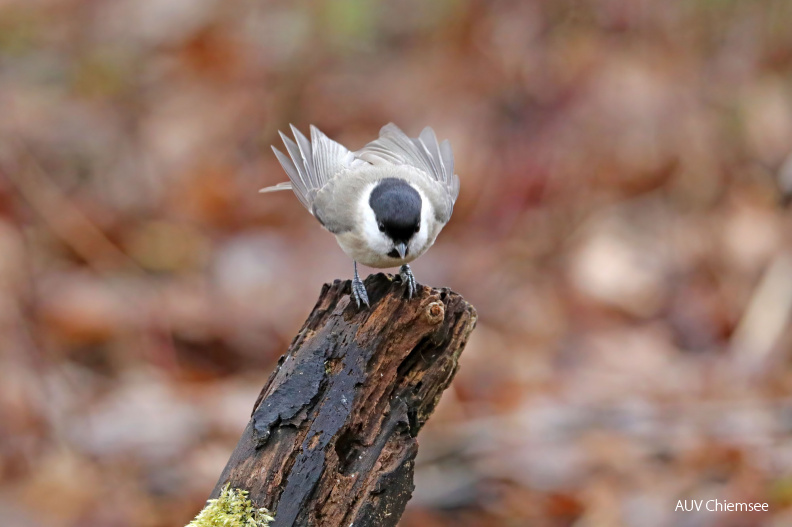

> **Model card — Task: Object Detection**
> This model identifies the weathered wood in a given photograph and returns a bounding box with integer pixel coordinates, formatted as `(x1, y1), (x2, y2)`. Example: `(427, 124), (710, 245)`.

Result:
(210, 273), (477, 527)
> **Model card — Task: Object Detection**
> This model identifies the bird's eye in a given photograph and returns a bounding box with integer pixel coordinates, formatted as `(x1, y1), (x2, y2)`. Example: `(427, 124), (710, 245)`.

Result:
(414, 223), (421, 233)
(377, 222), (385, 232)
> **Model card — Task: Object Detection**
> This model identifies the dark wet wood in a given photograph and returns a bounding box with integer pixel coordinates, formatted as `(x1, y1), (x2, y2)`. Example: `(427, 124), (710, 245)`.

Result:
(210, 273), (477, 527)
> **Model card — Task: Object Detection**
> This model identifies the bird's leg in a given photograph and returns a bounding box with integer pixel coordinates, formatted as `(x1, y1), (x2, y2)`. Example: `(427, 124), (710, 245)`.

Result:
(352, 261), (370, 308)
(399, 264), (417, 299)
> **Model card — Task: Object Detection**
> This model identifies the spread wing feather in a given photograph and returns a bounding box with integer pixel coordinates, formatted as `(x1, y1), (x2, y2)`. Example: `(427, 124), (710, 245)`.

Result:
(357, 123), (460, 202)
(260, 125), (362, 212)
(310, 125), (359, 188)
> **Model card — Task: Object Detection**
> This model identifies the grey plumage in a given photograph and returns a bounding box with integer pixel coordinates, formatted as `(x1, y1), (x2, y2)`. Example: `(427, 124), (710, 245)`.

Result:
(261, 125), (363, 211)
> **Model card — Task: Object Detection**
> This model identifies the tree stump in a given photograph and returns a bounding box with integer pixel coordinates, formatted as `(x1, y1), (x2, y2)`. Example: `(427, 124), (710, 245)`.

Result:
(209, 273), (477, 527)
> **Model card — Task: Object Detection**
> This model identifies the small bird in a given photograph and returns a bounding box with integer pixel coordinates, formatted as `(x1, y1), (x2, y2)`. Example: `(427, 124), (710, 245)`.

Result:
(260, 123), (459, 308)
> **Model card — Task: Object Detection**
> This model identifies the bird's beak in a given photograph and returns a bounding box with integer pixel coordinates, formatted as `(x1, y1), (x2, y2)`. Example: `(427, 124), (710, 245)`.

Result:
(396, 243), (407, 259)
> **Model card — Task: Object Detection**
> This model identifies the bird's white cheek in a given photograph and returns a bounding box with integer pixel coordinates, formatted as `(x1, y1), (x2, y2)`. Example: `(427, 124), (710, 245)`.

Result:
(358, 203), (393, 255)
(356, 185), (386, 248)
(363, 230), (392, 255)
(408, 200), (435, 258)
(408, 226), (429, 256)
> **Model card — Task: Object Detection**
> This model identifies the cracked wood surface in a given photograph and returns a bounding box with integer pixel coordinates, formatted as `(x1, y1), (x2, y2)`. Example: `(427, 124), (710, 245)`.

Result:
(209, 273), (477, 527)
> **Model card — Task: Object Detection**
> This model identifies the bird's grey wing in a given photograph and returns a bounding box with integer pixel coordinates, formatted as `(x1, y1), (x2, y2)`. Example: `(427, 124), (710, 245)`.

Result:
(356, 123), (460, 214)
(261, 125), (363, 214)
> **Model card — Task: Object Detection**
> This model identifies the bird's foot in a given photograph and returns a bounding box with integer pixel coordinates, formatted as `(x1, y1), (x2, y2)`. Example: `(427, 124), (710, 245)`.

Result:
(352, 262), (370, 308)
(399, 264), (416, 299)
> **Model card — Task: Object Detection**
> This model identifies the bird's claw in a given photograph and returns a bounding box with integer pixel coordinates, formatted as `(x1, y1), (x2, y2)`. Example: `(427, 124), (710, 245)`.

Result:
(352, 262), (370, 308)
(400, 264), (416, 299)
(352, 277), (370, 308)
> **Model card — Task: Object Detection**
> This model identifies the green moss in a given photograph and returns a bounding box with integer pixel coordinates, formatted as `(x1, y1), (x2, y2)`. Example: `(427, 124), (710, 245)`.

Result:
(187, 484), (275, 527)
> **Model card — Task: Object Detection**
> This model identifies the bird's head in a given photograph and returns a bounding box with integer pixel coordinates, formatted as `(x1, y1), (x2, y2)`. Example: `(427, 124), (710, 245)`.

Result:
(366, 178), (425, 261)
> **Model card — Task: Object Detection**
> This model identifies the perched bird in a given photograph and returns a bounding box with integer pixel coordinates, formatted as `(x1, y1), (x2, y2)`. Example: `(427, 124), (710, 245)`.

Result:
(260, 123), (459, 308)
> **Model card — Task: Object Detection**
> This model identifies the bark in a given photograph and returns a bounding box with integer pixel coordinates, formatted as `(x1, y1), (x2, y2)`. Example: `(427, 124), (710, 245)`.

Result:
(209, 273), (477, 527)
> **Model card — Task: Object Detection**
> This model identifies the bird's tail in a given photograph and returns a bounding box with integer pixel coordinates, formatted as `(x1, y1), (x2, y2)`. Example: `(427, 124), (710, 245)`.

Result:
(258, 182), (293, 193)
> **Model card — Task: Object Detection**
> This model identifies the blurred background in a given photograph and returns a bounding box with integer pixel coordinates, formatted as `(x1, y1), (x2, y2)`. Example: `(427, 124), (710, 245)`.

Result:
(1, 0), (792, 526)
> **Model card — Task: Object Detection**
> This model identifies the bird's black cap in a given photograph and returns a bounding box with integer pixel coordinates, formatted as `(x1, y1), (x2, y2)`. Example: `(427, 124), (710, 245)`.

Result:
(369, 178), (422, 244)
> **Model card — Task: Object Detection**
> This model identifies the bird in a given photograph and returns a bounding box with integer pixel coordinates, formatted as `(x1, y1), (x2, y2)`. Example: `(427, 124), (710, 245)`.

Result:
(260, 123), (460, 308)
